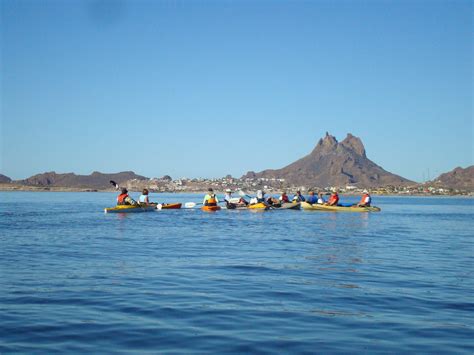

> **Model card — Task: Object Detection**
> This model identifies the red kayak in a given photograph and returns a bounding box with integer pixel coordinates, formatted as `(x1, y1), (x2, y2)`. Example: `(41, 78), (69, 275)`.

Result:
(160, 203), (182, 209)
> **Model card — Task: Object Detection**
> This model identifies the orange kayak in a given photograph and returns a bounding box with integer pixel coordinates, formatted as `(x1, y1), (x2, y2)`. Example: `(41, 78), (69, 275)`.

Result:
(160, 203), (182, 209)
(201, 205), (221, 212)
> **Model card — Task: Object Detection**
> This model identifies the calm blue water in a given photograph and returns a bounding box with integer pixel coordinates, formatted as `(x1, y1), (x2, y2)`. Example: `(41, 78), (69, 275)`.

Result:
(1, 192), (473, 353)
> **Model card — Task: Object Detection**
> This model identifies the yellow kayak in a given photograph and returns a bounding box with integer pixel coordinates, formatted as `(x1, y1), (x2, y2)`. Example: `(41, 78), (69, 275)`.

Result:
(104, 205), (157, 213)
(247, 202), (269, 210)
(301, 202), (381, 212)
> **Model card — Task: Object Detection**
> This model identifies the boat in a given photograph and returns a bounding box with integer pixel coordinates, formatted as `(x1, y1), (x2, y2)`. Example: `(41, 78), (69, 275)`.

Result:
(247, 202), (269, 210)
(201, 205), (221, 212)
(301, 202), (381, 212)
(225, 203), (249, 210)
(104, 204), (157, 213)
(272, 202), (301, 210)
(158, 203), (182, 210)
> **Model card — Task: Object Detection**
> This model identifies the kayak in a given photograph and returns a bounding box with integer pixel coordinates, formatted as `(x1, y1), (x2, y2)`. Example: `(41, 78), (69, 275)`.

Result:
(272, 202), (301, 210)
(201, 205), (221, 212)
(247, 202), (269, 210)
(159, 203), (182, 210)
(301, 202), (381, 212)
(225, 203), (249, 210)
(104, 205), (157, 213)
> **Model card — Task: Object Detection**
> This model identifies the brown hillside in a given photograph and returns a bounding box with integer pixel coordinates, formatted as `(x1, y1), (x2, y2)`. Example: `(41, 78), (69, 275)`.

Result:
(243, 133), (413, 188)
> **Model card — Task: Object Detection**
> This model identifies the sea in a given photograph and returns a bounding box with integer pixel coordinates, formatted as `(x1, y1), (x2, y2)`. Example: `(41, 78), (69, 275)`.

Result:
(1, 192), (473, 353)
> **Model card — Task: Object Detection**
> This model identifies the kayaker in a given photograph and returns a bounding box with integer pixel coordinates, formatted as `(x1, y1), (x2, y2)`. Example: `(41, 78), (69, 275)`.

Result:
(224, 189), (237, 209)
(117, 188), (138, 206)
(317, 192), (326, 204)
(139, 189), (150, 205)
(250, 190), (266, 205)
(292, 190), (306, 202)
(266, 196), (279, 205)
(224, 189), (233, 203)
(306, 191), (318, 205)
(279, 191), (290, 203)
(356, 190), (372, 207)
(203, 188), (219, 206)
(326, 191), (339, 206)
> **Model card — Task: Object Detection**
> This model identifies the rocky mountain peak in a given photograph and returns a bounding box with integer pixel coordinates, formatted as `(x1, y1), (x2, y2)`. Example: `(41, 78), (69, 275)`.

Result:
(243, 132), (413, 187)
(341, 133), (366, 157)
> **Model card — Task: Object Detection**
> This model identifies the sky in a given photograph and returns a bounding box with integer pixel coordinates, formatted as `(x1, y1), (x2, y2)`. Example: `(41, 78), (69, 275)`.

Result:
(1, 0), (472, 182)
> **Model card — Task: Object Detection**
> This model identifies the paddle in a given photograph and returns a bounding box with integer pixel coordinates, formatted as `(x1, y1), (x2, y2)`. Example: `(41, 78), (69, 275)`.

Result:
(110, 180), (120, 190)
(184, 202), (202, 208)
(238, 190), (252, 199)
(184, 200), (226, 209)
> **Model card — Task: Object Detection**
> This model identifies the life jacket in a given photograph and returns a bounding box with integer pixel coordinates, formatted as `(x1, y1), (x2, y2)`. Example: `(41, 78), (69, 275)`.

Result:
(281, 195), (289, 203)
(117, 193), (128, 205)
(359, 194), (371, 206)
(328, 194), (339, 205)
(206, 194), (217, 206)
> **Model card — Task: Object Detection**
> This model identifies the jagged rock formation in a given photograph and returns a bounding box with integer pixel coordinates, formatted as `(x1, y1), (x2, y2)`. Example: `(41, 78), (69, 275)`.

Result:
(243, 132), (414, 188)
(16, 171), (148, 190)
(429, 166), (474, 191)
(0, 174), (12, 183)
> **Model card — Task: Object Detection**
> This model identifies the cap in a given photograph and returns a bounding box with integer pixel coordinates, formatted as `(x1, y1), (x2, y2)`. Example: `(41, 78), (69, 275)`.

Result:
(225, 188), (232, 193)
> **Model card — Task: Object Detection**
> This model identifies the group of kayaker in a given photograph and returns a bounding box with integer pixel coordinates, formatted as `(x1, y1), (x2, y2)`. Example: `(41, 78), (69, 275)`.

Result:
(117, 186), (372, 209)
(211, 188), (372, 208)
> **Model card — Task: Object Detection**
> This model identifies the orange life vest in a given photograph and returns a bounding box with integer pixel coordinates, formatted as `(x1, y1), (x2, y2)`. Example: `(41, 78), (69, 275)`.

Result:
(206, 195), (217, 206)
(328, 194), (339, 205)
(359, 194), (371, 206)
(117, 193), (128, 205)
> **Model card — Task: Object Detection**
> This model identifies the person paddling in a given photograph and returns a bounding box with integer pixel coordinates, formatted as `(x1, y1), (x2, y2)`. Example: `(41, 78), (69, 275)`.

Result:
(356, 190), (372, 207)
(306, 191), (318, 205)
(139, 189), (151, 206)
(317, 192), (326, 204)
(279, 191), (290, 203)
(203, 188), (219, 206)
(117, 188), (138, 206)
(250, 190), (267, 205)
(293, 190), (306, 202)
(326, 191), (339, 206)
(224, 189), (236, 209)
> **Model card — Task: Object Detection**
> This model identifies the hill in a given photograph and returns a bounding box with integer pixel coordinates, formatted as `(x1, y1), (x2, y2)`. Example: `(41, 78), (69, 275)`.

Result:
(429, 166), (474, 191)
(243, 133), (414, 188)
(0, 174), (12, 183)
(15, 171), (148, 190)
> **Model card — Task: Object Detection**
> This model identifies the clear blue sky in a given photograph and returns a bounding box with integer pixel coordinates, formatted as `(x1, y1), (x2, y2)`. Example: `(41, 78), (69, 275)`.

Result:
(1, 0), (472, 182)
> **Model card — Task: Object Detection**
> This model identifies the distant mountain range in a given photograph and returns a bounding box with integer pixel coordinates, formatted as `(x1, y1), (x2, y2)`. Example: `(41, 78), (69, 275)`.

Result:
(427, 166), (474, 191)
(243, 133), (414, 187)
(1, 135), (472, 191)
(11, 171), (147, 190)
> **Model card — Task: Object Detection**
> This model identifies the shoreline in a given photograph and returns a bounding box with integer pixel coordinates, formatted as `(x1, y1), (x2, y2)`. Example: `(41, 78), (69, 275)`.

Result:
(0, 185), (472, 197)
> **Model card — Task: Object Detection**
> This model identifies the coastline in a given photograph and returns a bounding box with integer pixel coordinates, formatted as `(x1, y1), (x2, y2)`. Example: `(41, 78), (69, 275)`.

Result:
(0, 184), (472, 197)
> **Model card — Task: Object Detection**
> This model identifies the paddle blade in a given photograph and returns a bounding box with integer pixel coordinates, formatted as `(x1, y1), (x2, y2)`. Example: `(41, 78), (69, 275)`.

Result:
(109, 180), (119, 190)
(184, 202), (197, 209)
